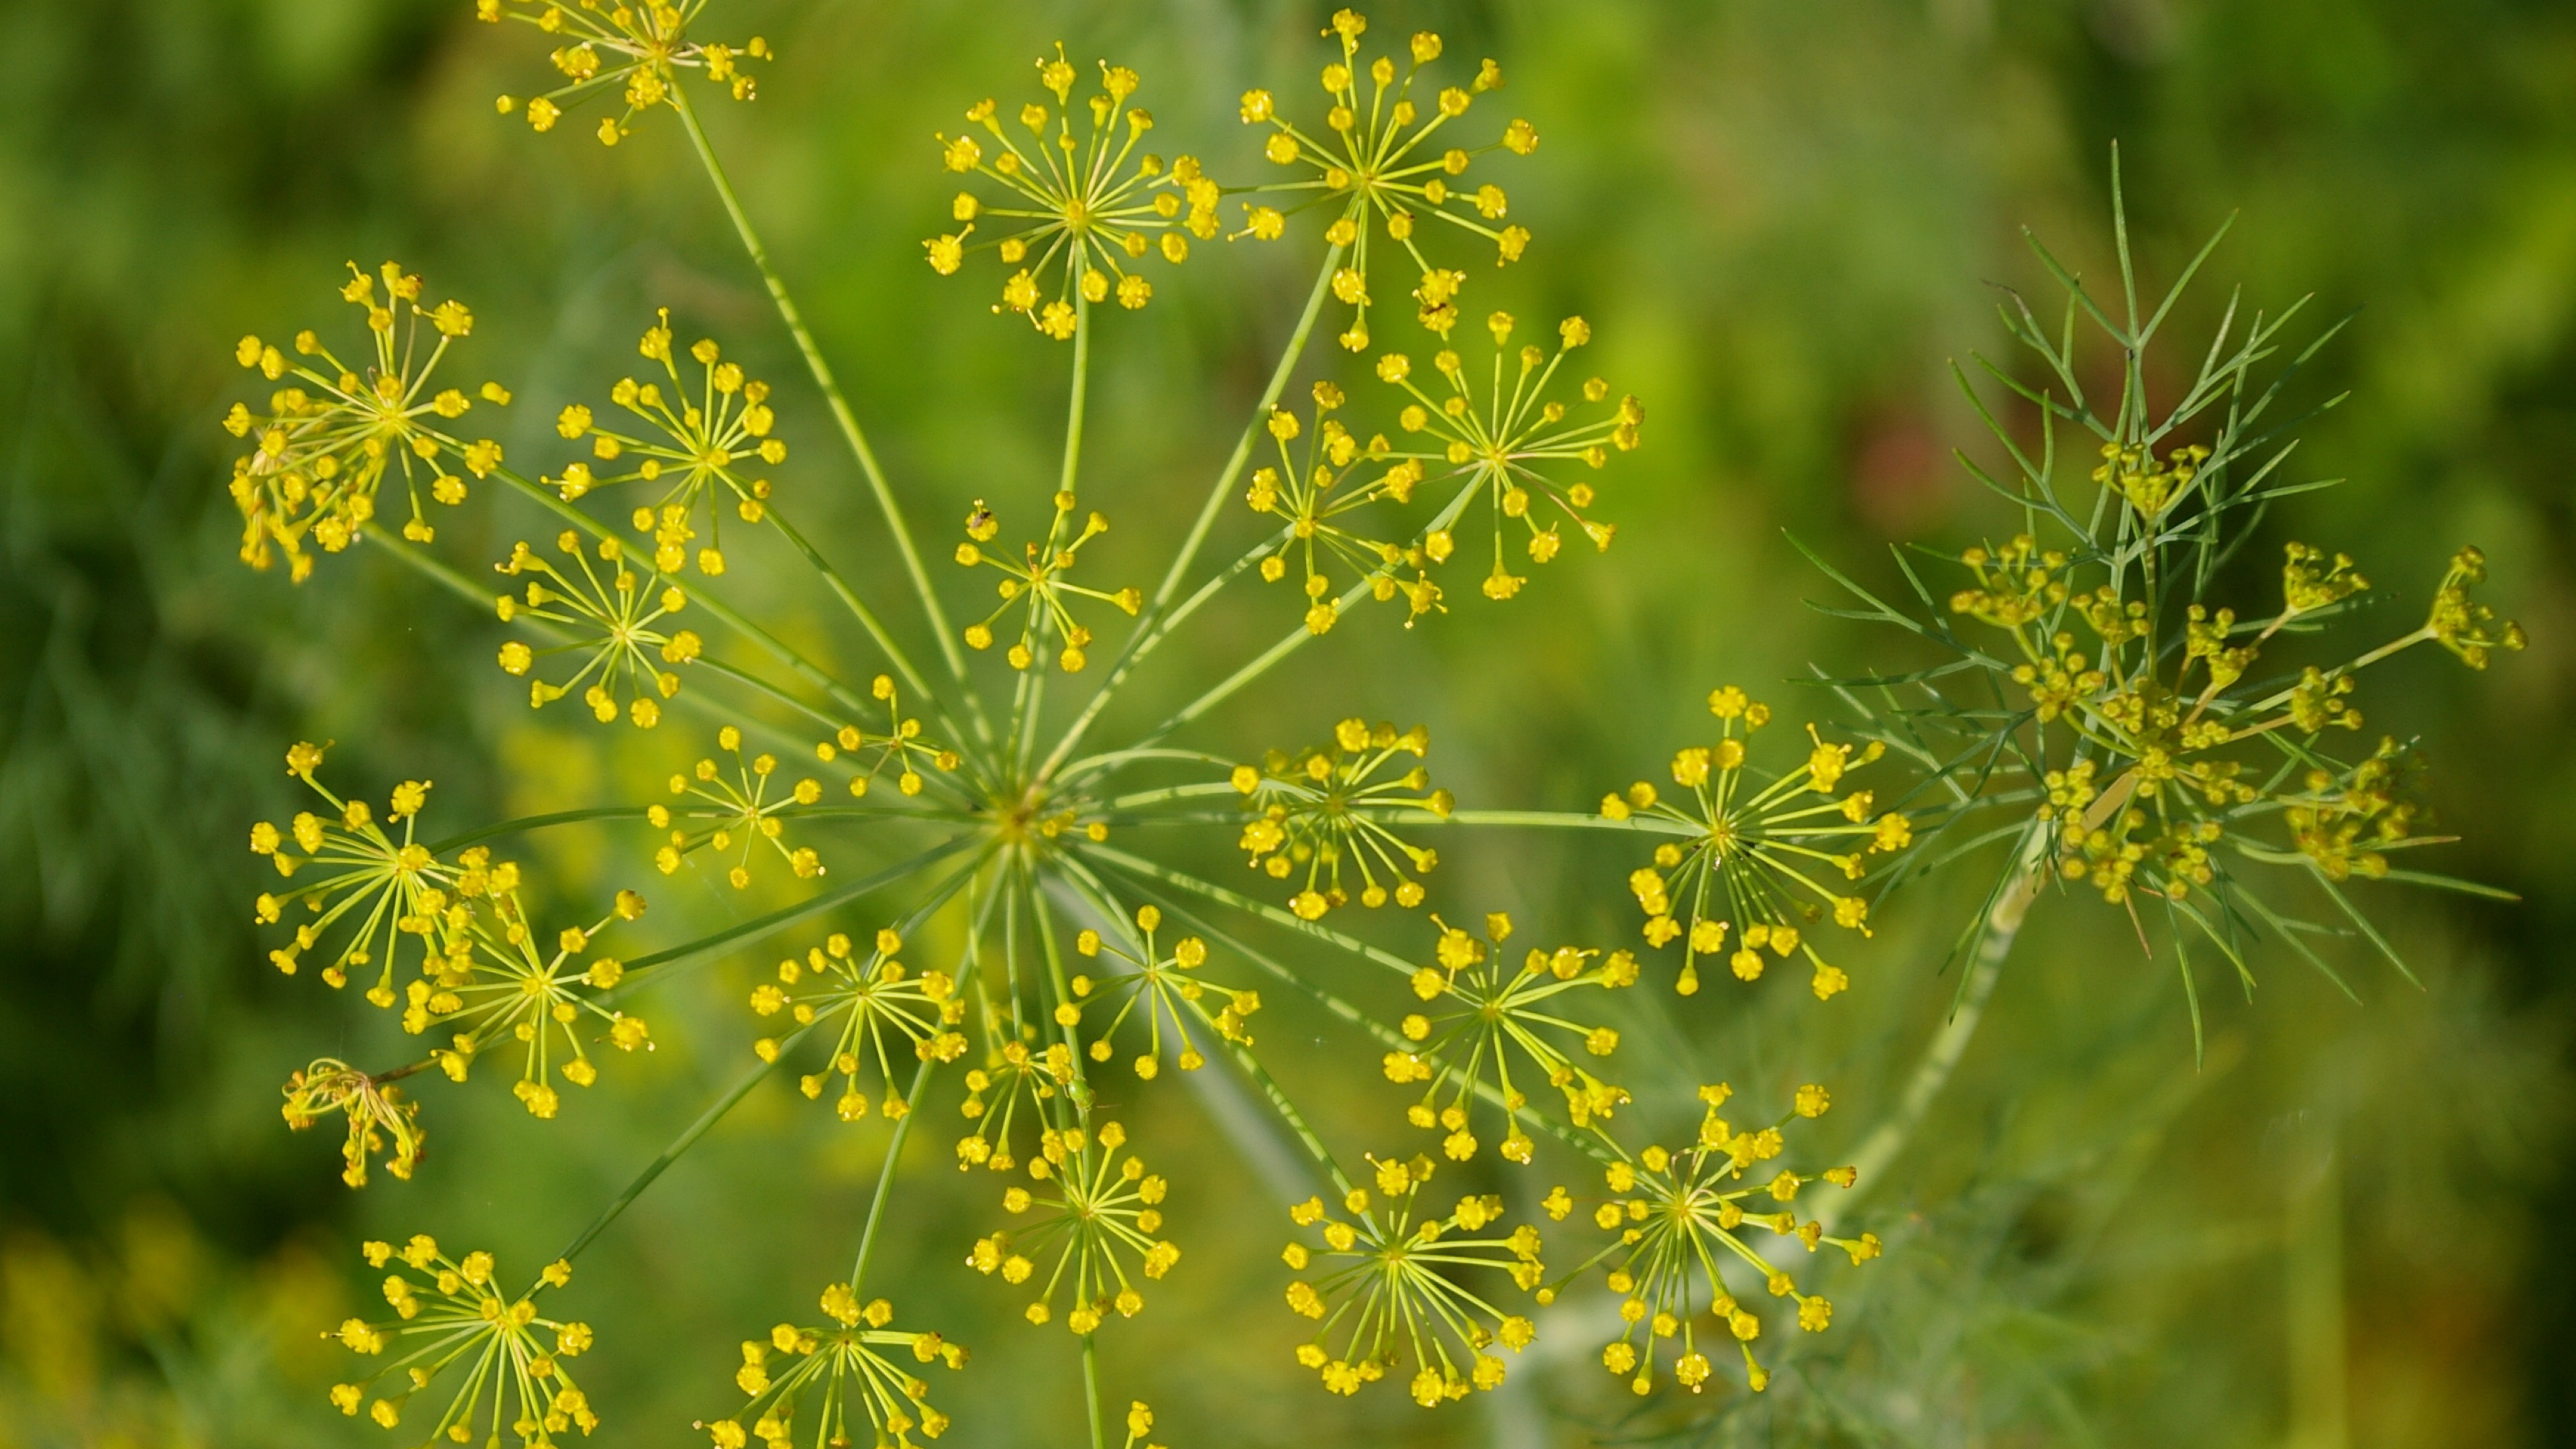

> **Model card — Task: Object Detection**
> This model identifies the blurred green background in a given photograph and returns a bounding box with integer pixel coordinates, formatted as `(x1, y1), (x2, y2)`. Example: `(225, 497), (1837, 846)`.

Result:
(3, 1), (2569, 1446)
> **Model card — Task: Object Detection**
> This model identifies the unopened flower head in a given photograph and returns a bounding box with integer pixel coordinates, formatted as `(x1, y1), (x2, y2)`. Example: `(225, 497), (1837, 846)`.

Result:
(407, 878), (650, 1119)
(549, 313), (786, 576)
(928, 48), (1219, 337)
(1540, 1083), (1876, 1398)
(327, 1238), (595, 1443)
(1279, 1152), (1542, 1405)
(651, 724), (827, 889)
(953, 492), (1141, 673)
(1374, 314), (1639, 603)
(224, 262), (508, 580)
(251, 744), (470, 1006)
(1606, 689), (1908, 998)
(1067, 904), (1258, 1080)
(752, 928), (967, 1122)
(484, 0), (769, 146)
(702, 1282), (966, 1449)
(1232, 716), (1451, 918)
(1382, 912), (1637, 1164)
(495, 531), (699, 728)
(1236, 9), (1538, 350)
(967, 1120), (1179, 1334)
(282, 1059), (425, 1189)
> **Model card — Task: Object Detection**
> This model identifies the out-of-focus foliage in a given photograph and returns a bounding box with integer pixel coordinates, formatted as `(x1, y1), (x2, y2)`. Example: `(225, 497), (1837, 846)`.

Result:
(0, 1), (2567, 1446)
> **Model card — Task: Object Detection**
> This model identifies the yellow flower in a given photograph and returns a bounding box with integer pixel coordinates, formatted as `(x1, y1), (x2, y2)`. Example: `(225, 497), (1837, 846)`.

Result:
(1605, 690), (1903, 997)
(547, 313), (786, 576)
(1387, 913), (1636, 1163)
(954, 1039), (1078, 1174)
(484, 0), (769, 145)
(953, 493), (1141, 672)
(1232, 716), (1451, 917)
(1375, 313), (1639, 603)
(1065, 904), (1257, 1079)
(816, 674), (963, 800)
(280, 1059), (424, 1189)
(651, 725), (827, 888)
(250, 743), (469, 1006)
(1280, 1152), (1542, 1404)
(967, 1121), (1177, 1333)
(407, 870), (649, 1118)
(494, 531), (698, 728)
(2426, 544), (2526, 669)
(1242, 380), (1445, 629)
(327, 1238), (596, 1443)
(1544, 1085), (1876, 1399)
(701, 1282), (965, 1449)
(762, 928), (967, 1122)
(928, 48), (1218, 335)
(223, 262), (508, 580)
(1236, 9), (1538, 349)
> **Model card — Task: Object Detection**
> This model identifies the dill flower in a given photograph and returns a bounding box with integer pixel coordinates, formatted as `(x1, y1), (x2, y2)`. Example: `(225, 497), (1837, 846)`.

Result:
(1279, 1152), (1542, 1405)
(327, 1237), (596, 1442)
(494, 531), (700, 728)
(547, 313), (786, 576)
(407, 877), (651, 1119)
(1538, 1083), (1878, 1397)
(966, 1121), (1179, 1334)
(1379, 913), (1638, 1164)
(1236, 9), (1538, 350)
(1118, 1401), (1165, 1449)
(1605, 688), (1909, 998)
(953, 492), (1142, 672)
(1067, 905), (1260, 1079)
(954, 1039), (1078, 1173)
(2424, 544), (2527, 668)
(1373, 313), (1640, 603)
(926, 49), (1218, 337)
(701, 1283), (966, 1449)
(814, 674), (962, 798)
(252, 743), (467, 1006)
(281, 1059), (425, 1189)
(484, 0), (769, 147)
(224, 262), (509, 580)
(650, 725), (827, 888)
(1230, 716), (1452, 919)
(1243, 381), (1442, 631)
(749, 928), (969, 1122)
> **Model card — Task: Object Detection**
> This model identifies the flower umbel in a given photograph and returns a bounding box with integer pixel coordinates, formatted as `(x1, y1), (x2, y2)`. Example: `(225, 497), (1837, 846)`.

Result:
(327, 1238), (596, 1442)
(651, 726), (826, 888)
(484, 0), (769, 146)
(407, 880), (651, 1120)
(224, 262), (507, 579)
(1067, 905), (1258, 1079)
(751, 928), (968, 1123)
(1279, 1153), (1542, 1405)
(495, 531), (700, 728)
(1231, 716), (1452, 919)
(281, 1059), (425, 1189)
(701, 1283), (966, 1449)
(967, 1121), (1178, 1333)
(1606, 688), (1909, 999)
(928, 48), (1218, 337)
(815, 675), (962, 800)
(1237, 9), (1536, 350)
(251, 745), (466, 1006)
(954, 493), (1142, 672)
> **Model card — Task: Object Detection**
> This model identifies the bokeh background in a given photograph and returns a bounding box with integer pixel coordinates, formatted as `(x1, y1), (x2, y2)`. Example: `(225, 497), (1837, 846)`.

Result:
(3, 1), (2570, 1446)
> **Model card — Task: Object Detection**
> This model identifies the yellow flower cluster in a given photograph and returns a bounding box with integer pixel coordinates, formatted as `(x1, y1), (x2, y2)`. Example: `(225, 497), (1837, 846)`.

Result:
(1280, 1153), (1542, 1405)
(548, 313), (787, 576)
(1538, 1083), (1878, 1397)
(704, 1283), (966, 1449)
(650, 724), (826, 888)
(955, 492), (1142, 671)
(967, 1121), (1178, 1334)
(1067, 905), (1260, 1079)
(927, 49), (1219, 337)
(223, 262), (508, 579)
(280, 1059), (424, 1189)
(749, 927), (968, 1122)
(327, 1238), (596, 1443)
(485, 0), (769, 147)
(1607, 688), (1910, 998)
(1236, 9), (1537, 350)
(1231, 716), (1452, 918)
(495, 531), (700, 727)
(250, 745), (463, 1002)
(814, 674), (962, 798)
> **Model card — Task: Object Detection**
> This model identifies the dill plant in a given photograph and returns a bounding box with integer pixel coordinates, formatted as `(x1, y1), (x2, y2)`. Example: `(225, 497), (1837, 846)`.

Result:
(212, 6), (2524, 1446)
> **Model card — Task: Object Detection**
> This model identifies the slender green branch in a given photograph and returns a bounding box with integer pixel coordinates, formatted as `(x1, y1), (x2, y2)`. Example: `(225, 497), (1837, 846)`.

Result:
(1436, 808), (1701, 837)
(668, 88), (983, 726)
(554, 1030), (804, 1263)
(612, 834), (979, 991)
(759, 501), (942, 710)
(428, 807), (650, 854)
(1077, 842), (1415, 979)
(1063, 297), (1093, 498)
(1081, 1334), (1106, 1449)
(847, 1059), (938, 1291)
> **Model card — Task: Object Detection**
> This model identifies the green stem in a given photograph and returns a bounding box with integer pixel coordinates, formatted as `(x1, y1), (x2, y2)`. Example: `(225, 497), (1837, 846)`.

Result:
(1082, 1334), (1106, 1449)
(1824, 823), (2049, 1228)
(759, 502), (946, 717)
(427, 807), (649, 854)
(1063, 295), (1092, 498)
(612, 835), (978, 991)
(1037, 249), (1344, 779)
(1436, 808), (1701, 837)
(554, 1035), (799, 1263)
(1077, 842), (1415, 980)
(847, 1058), (938, 1291)
(668, 89), (982, 722)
